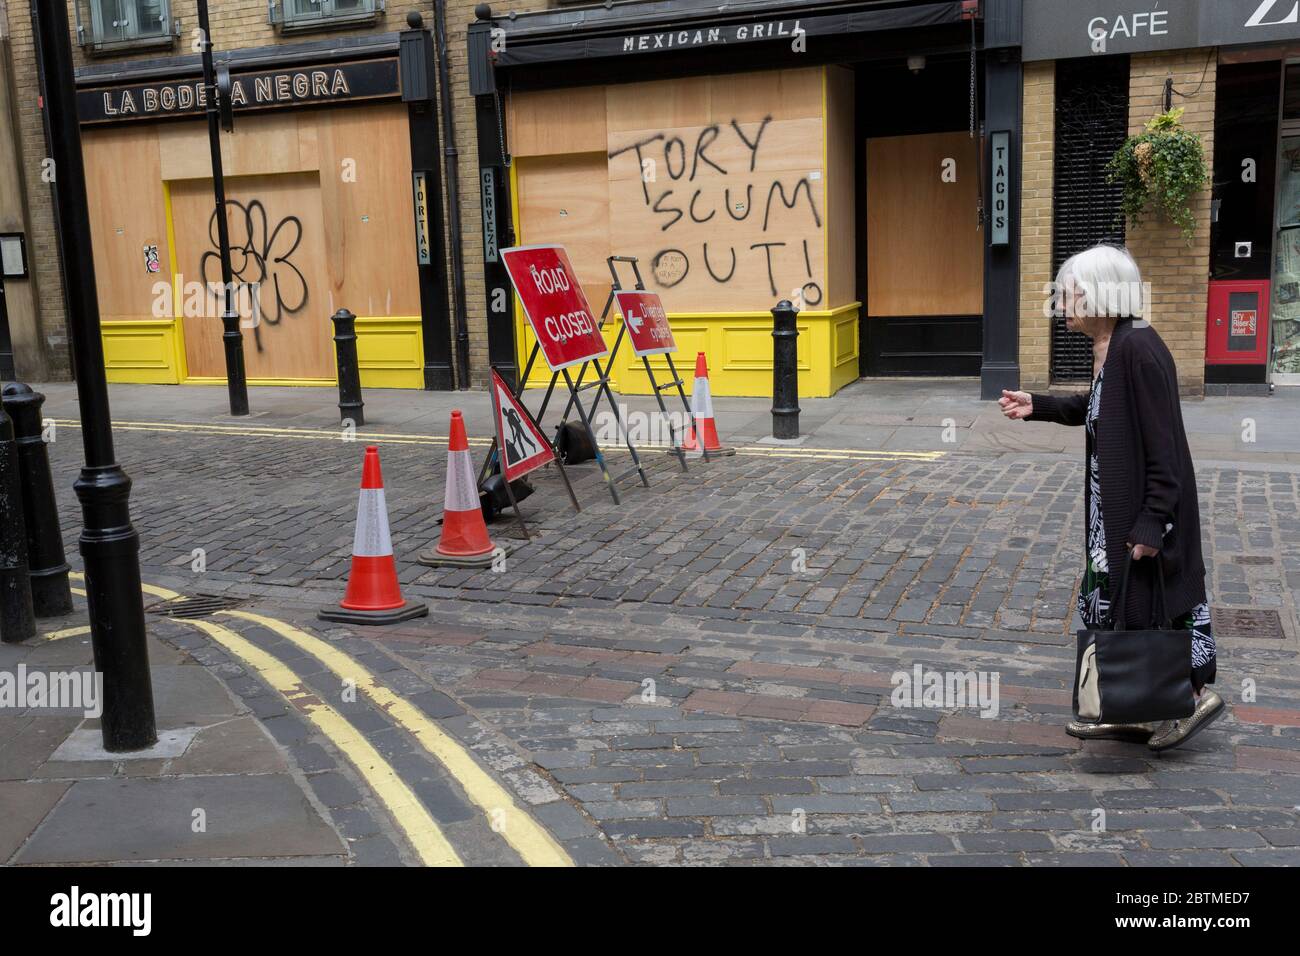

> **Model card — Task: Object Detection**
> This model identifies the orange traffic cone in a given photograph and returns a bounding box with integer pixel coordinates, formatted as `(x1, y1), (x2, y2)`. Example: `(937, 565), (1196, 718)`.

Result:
(682, 352), (734, 456)
(319, 446), (428, 625)
(418, 411), (509, 569)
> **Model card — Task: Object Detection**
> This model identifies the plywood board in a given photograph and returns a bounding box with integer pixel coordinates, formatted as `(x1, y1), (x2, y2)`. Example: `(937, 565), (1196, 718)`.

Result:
(516, 152), (613, 313)
(157, 111), (320, 180)
(606, 75), (711, 133)
(315, 102), (420, 317)
(506, 66), (830, 313)
(824, 66), (857, 308)
(170, 171), (332, 380)
(866, 131), (983, 317)
(83, 124), (167, 320)
(508, 85), (607, 157)
(708, 68), (822, 124)
(607, 116), (826, 311)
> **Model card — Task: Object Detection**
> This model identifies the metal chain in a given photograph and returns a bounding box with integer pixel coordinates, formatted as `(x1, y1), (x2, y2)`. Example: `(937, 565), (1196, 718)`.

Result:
(969, 15), (976, 139)
(495, 85), (512, 168)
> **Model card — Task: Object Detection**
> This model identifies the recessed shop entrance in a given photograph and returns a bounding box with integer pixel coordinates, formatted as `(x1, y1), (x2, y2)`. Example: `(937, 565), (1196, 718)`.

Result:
(857, 55), (985, 377)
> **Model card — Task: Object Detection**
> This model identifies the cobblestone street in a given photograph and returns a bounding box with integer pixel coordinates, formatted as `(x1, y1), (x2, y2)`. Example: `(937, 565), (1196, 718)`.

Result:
(20, 383), (1300, 866)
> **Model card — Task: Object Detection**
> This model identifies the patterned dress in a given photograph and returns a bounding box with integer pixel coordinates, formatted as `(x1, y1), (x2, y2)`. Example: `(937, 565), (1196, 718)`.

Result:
(1078, 367), (1217, 690)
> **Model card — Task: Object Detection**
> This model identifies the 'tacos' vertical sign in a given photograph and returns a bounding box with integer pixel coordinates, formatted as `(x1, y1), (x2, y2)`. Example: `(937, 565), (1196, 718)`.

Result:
(989, 131), (1010, 247)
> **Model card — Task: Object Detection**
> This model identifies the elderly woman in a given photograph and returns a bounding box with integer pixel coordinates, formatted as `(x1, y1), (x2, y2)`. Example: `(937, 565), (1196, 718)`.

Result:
(1000, 244), (1221, 752)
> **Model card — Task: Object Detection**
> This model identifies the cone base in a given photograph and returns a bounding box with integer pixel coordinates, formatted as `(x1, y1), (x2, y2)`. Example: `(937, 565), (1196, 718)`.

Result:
(680, 442), (735, 457)
(416, 542), (515, 569)
(318, 601), (429, 626)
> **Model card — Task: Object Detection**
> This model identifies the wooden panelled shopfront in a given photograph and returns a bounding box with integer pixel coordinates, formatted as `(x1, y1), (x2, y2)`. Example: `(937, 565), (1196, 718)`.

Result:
(506, 65), (859, 397)
(470, 0), (1025, 400)
(76, 50), (429, 389)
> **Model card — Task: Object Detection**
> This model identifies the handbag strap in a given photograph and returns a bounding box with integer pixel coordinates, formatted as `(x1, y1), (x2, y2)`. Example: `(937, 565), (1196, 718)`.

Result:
(1109, 551), (1170, 631)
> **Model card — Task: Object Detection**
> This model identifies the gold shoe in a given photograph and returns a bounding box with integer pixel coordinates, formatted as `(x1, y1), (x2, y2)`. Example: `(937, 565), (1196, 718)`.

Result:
(1066, 720), (1155, 742)
(1149, 691), (1225, 752)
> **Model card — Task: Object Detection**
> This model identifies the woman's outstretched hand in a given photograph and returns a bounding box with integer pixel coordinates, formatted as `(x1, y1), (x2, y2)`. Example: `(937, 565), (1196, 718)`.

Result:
(1128, 543), (1159, 559)
(998, 390), (1033, 420)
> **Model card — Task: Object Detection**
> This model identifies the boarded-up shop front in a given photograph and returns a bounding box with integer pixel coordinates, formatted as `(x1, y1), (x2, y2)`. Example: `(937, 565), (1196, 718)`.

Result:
(76, 51), (429, 389)
(507, 66), (858, 397)
(470, 0), (1025, 399)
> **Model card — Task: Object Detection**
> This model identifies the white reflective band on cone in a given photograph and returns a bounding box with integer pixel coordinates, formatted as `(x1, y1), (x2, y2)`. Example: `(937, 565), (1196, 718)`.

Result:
(352, 488), (394, 557)
(692, 375), (714, 419)
(445, 449), (480, 513)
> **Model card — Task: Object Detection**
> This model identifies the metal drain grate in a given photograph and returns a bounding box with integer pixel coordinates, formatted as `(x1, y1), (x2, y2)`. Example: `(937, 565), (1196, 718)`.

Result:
(146, 595), (245, 619)
(1211, 607), (1285, 640)
(1233, 555), (1276, 566)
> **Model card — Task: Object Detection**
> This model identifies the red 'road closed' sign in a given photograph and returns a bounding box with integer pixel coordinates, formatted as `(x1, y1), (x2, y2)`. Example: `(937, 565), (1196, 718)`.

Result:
(501, 245), (609, 371)
(613, 290), (677, 357)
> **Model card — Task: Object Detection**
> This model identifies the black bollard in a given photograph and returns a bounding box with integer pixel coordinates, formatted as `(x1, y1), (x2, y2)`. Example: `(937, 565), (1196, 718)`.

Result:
(771, 299), (801, 440)
(331, 309), (365, 427)
(0, 404), (35, 643)
(2, 384), (73, 617)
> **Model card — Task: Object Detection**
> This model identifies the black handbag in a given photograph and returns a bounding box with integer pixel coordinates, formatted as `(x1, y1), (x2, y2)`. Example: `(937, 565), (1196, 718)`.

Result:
(1073, 554), (1195, 725)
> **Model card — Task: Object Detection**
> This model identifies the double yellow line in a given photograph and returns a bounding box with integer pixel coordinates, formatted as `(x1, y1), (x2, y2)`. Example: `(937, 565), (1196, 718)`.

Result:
(67, 573), (572, 867)
(52, 417), (944, 463)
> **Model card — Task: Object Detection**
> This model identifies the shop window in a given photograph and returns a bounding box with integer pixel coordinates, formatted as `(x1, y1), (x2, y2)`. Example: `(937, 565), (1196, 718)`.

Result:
(272, 0), (385, 33)
(76, 0), (178, 52)
(1051, 57), (1130, 384)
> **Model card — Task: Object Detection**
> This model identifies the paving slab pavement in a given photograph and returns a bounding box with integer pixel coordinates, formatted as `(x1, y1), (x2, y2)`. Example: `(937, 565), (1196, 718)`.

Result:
(30, 378), (1300, 463)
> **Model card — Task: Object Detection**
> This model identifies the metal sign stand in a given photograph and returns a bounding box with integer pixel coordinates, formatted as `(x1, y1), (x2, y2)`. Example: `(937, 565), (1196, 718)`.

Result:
(554, 290), (652, 493)
(477, 341), (632, 504)
(567, 256), (707, 472)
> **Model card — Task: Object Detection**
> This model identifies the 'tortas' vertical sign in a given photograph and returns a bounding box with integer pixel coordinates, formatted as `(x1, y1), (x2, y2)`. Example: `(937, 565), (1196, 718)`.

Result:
(413, 171), (432, 266)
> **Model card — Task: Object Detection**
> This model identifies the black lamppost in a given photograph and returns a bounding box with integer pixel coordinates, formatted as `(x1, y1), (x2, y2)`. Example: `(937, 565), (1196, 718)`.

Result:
(32, 1), (156, 750)
(197, 0), (249, 417)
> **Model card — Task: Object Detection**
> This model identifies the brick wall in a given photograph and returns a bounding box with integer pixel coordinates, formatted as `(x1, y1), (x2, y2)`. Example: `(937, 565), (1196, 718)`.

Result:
(2, 2), (68, 380)
(1017, 50), (1217, 395)
(1124, 49), (1216, 397)
(1018, 59), (1054, 390)
(443, 1), (551, 386)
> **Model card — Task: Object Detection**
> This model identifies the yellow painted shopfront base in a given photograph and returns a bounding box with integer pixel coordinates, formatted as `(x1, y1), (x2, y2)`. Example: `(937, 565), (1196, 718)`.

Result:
(100, 315), (425, 389)
(516, 303), (860, 398)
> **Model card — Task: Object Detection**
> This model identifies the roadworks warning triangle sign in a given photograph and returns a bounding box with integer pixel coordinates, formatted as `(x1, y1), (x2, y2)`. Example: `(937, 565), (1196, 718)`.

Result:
(491, 367), (555, 482)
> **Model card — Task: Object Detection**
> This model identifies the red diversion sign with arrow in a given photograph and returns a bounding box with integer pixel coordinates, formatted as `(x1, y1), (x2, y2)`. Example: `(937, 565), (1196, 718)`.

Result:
(501, 244), (609, 371)
(490, 368), (555, 482)
(613, 290), (677, 357)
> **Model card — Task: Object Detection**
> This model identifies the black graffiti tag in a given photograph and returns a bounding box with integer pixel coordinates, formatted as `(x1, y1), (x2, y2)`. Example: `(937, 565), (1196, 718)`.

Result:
(201, 198), (308, 352)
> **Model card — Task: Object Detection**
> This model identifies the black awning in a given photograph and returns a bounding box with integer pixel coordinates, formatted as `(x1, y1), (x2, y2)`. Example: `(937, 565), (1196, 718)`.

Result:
(479, 1), (967, 68)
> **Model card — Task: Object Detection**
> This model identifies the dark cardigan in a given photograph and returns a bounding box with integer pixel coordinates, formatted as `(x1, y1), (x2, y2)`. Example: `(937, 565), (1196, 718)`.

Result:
(1028, 319), (1207, 627)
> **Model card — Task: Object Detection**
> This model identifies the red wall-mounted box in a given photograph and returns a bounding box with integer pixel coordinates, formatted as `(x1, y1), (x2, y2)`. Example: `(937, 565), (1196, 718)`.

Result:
(1206, 280), (1270, 366)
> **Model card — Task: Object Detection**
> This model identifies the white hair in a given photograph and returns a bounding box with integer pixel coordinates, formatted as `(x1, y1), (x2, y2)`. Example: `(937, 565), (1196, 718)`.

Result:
(1055, 244), (1146, 321)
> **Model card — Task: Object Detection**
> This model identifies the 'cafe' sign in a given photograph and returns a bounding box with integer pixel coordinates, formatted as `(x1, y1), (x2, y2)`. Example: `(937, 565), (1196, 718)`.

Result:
(77, 59), (400, 124)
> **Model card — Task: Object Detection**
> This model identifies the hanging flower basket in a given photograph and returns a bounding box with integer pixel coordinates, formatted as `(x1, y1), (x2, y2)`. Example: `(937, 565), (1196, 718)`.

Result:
(1106, 107), (1209, 245)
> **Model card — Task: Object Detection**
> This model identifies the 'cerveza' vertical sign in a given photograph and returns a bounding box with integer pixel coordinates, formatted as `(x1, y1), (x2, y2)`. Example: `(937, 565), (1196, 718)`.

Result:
(989, 131), (1010, 247)
(481, 168), (498, 263)
(412, 171), (432, 266)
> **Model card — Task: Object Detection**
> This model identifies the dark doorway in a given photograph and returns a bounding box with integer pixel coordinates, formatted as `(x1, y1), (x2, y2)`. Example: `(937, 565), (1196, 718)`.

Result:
(856, 53), (985, 377)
